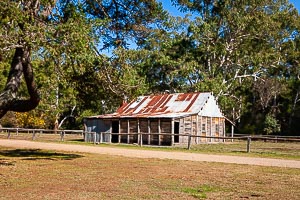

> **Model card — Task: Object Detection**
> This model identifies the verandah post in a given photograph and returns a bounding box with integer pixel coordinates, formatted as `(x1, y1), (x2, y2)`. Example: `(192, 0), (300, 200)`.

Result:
(158, 119), (161, 146)
(100, 132), (103, 143)
(171, 119), (174, 146)
(93, 132), (96, 144)
(187, 134), (192, 150)
(140, 132), (143, 147)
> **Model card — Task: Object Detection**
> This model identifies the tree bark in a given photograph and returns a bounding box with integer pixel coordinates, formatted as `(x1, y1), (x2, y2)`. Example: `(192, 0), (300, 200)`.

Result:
(0, 47), (40, 119)
(0, 48), (24, 118)
(288, 87), (300, 130)
(10, 47), (40, 112)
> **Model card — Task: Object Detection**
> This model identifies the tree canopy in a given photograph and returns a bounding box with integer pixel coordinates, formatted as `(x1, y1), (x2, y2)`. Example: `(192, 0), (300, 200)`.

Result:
(0, 0), (299, 135)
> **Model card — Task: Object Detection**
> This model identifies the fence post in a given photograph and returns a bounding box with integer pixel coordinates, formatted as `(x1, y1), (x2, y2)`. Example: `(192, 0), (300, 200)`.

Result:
(247, 136), (251, 153)
(83, 131), (86, 142)
(7, 130), (11, 139)
(100, 132), (103, 143)
(60, 131), (65, 141)
(140, 133), (143, 147)
(32, 130), (36, 140)
(188, 134), (192, 150)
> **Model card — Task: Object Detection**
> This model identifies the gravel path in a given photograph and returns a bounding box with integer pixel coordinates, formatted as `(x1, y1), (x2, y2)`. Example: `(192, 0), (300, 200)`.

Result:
(1, 139), (300, 168)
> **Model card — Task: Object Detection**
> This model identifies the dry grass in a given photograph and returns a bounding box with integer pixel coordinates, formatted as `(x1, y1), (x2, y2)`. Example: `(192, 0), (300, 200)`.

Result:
(0, 146), (299, 200)
(188, 141), (300, 159)
(1, 131), (300, 160)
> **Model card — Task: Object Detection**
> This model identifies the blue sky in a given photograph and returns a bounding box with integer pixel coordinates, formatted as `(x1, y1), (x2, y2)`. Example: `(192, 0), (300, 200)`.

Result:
(160, 0), (300, 16)
(289, 0), (300, 10)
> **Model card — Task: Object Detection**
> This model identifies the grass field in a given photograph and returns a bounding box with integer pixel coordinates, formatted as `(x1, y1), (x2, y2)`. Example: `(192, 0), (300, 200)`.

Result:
(188, 141), (300, 160)
(0, 146), (299, 200)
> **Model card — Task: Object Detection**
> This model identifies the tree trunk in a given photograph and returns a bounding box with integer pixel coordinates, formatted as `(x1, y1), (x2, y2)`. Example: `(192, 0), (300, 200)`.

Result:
(0, 48), (24, 118)
(0, 47), (40, 119)
(288, 87), (300, 131)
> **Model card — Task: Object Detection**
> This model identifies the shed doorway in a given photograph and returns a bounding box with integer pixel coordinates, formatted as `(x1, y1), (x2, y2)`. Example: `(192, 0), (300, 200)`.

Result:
(174, 122), (179, 143)
(111, 121), (119, 143)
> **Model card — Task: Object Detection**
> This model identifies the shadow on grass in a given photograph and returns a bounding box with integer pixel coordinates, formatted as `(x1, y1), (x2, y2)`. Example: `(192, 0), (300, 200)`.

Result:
(0, 158), (15, 166)
(67, 139), (84, 142)
(0, 149), (83, 161)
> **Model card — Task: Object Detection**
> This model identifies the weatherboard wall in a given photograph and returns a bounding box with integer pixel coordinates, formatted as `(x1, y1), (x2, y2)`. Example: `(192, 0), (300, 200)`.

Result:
(84, 92), (225, 145)
(84, 114), (225, 145)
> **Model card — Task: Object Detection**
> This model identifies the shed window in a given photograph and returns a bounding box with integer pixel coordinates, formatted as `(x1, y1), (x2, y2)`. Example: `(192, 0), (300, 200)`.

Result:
(202, 123), (206, 132)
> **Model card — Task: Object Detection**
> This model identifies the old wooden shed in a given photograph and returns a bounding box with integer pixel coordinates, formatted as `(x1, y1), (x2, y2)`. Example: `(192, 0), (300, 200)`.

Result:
(84, 92), (225, 145)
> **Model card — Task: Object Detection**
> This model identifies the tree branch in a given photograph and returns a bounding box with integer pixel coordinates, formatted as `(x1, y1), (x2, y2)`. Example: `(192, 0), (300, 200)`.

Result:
(0, 47), (24, 117)
(9, 47), (40, 112)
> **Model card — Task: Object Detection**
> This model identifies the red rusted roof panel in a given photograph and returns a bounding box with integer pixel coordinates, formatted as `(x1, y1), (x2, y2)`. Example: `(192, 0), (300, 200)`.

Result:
(92, 92), (212, 119)
(186, 93), (194, 101)
(147, 96), (161, 106)
(129, 96), (147, 114)
(116, 101), (129, 113)
(160, 94), (173, 108)
(183, 93), (200, 112)
(175, 93), (187, 101)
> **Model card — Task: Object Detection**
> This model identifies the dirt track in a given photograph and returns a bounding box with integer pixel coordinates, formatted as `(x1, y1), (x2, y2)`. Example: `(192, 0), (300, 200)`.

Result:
(1, 139), (300, 168)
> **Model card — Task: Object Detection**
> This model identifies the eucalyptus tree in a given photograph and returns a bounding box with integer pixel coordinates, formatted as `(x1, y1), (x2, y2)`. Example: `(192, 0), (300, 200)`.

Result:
(0, 0), (99, 129)
(127, 15), (195, 93)
(280, 35), (300, 134)
(0, 1), (48, 118)
(168, 0), (300, 132)
(65, 0), (167, 121)
(0, 0), (167, 129)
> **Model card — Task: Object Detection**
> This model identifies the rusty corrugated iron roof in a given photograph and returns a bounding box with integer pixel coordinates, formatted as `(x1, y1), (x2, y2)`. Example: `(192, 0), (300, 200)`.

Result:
(89, 92), (215, 119)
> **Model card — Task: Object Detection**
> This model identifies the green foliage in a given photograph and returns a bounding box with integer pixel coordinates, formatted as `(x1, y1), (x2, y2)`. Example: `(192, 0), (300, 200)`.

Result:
(0, 0), (300, 135)
(0, 0), (166, 128)
(183, 185), (218, 199)
(264, 114), (281, 135)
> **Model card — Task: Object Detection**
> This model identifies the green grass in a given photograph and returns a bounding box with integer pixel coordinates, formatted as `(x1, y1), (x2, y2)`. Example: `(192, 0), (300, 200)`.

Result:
(183, 185), (219, 199)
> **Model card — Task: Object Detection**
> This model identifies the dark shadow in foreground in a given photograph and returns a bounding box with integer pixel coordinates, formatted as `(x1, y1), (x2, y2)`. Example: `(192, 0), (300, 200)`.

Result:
(0, 149), (83, 161)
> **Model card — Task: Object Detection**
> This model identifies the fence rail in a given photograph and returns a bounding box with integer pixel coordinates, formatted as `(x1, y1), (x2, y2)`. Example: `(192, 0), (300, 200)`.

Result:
(234, 133), (300, 139)
(0, 127), (95, 142)
(84, 132), (300, 153)
(1, 128), (299, 153)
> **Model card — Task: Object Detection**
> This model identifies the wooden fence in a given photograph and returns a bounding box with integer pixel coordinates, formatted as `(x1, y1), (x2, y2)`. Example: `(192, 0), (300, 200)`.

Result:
(0, 127), (96, 142)
(1, 128), (299, 153)
(84, 132), (300, 153)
